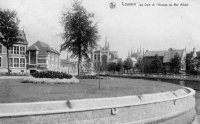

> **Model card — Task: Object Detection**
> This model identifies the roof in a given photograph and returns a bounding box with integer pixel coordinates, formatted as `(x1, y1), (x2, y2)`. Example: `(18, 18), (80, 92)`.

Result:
(28, 45), (39, 51)
(28, 41), (60, 56)
(0, 30), (28, 45)
(197, 51), (200, 57)
(17, 30), (28, 44)
(144, 50), (166, 57)
(163, 50), (184, 63)
(144, 49), (185, 63)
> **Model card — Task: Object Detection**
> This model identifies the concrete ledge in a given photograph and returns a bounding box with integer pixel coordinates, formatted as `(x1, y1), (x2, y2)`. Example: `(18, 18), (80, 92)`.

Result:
(0, 87), (196, 124)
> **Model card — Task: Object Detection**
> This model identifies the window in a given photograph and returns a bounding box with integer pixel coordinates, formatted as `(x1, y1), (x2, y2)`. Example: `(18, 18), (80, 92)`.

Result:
(0, 45), (2, 54)
(98, 55), (100, 60)
(30, 51), (36, 64)
(20, 47), (25, 55)
(94, 54), (96, 60)
(20, 58), (25, 67)
(14, 46), (19, 54)
(9, 58), (13, 67)
(14, 58), (19, 67)
(0, 57), (2, 67)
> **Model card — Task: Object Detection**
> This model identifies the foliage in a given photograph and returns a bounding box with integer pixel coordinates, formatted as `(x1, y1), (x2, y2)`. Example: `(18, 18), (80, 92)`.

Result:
(123, 57), (133, 71)
(116, 59), (123, 72)
(80, 59), (93, 73)
(135, 57), (144, 73)
(170, 53), (181, 74)
(31, 71), (72, 79)
(151, 54), (163, 73)
(186, 52), (197, 75)
(107, 62), (117, 73)
(0, 9), (21, 74)
(60, 1), (99, 76)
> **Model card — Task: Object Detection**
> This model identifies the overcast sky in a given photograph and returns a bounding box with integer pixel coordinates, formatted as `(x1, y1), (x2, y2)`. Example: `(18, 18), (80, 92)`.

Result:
(0, 0), (200, 59)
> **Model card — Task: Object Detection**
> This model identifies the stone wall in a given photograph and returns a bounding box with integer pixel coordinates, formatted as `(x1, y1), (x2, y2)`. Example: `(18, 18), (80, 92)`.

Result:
(0, 87), (196, 124)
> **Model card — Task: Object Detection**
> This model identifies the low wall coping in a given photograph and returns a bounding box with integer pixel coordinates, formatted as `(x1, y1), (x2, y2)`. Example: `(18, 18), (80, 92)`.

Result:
(0, 87), (195, 118)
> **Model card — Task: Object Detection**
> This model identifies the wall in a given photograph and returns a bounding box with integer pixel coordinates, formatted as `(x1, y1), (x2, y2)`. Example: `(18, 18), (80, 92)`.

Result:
(106, 74), (200, 91)
(0, 87), (196, 124)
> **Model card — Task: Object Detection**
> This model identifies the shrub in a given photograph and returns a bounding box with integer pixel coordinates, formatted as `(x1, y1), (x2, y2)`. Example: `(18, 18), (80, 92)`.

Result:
(31, 71), (72, 79)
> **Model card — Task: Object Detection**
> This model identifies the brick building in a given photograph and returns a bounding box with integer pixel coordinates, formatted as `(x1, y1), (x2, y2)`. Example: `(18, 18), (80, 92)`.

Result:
(143, 48), (186, 73)
(0, 30), (28, 73)
(27, 41), (60, 73)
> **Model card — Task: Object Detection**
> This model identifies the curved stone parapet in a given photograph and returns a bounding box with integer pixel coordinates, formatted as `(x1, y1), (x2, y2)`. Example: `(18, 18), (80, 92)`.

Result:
(0, 87), (196, 124)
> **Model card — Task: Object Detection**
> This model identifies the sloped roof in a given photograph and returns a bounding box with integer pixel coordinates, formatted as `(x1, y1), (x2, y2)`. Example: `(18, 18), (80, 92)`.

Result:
(144, 50), (166, 57)
(28, 45), (39, 51)
(197, 51), (200, 57)
(163, 50), (184, 63)
(17, 30), (28, 44)
(0, 30), (28, 44)
(28, 41), (60, 56)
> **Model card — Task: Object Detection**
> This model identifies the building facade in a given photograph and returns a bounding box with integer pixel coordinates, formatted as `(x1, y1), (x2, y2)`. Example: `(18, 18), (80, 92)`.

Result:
(0, 30), (28, 73)
(92, 40), (119, 72)
(27, 41), (60, 73)
(143, 48), (186, 73)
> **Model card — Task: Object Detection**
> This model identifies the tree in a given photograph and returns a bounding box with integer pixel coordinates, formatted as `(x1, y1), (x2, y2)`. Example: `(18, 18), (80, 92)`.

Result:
(151, 54), (163, 73)
(170, 53), (181, 74)
(186, 52), (196, 74)
(107, 62), (116, 74)
(60, 1), (99, 76)
(116, 59), (123, 73)
(135, 57), (144, 73)
(0, 9), (20, 74)
(123, 58), (133, 73)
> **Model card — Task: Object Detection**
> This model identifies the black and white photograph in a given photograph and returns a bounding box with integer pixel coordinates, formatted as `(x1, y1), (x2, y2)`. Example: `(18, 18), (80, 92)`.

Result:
(0, 0), (200, 123)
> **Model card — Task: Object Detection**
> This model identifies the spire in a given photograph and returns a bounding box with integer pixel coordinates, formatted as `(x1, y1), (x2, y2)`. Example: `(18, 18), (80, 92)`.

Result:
(131, 49), (133, 55)
(128, 50), (130, 57)
(105, 36), (107, 48)
(140, 45), (141, 53)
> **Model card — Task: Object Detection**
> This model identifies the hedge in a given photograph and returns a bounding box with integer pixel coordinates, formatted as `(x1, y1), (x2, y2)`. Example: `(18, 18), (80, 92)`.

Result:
(31, 71), (72, 79)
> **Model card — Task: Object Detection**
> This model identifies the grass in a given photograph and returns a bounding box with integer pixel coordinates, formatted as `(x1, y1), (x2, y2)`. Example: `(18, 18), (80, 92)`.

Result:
(0, 77), (182, 103)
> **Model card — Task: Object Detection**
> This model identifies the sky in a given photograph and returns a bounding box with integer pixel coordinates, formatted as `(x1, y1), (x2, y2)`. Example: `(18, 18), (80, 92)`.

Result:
(0, 0), (200, 59)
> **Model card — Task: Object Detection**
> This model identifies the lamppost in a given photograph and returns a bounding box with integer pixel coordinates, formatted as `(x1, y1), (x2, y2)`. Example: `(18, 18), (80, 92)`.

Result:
(98, 55), (101, 89)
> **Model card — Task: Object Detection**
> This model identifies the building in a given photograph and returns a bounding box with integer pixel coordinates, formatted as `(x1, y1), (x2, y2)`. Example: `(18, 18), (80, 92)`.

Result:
(92, 38), (119, 72)
(128, 48), (144, 67)
(27, 41), (60, 73)
(143, 48), (186, 72)
(0, 30), (28, 73)
(60, 58), (77, 75)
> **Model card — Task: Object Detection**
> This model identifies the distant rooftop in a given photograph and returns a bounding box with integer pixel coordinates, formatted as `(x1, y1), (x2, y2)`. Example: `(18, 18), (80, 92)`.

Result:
(144, 48), (185, 63)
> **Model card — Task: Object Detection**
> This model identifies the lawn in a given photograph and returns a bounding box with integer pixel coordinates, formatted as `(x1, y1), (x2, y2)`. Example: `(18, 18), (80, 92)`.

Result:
(0, 77), (182, 103)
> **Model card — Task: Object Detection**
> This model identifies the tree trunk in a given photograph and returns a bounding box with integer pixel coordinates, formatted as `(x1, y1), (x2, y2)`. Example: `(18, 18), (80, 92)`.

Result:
(78, 57), (80, 76)
(77, 54), (82, 76)
(6, 48), (10, 75)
